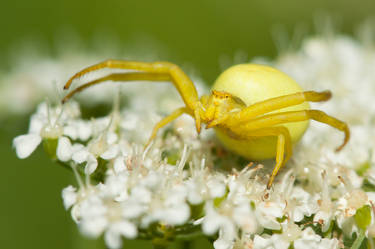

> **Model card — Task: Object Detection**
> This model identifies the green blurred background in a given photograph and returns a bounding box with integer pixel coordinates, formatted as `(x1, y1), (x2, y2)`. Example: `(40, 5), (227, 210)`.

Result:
(1, 0), (374, 248)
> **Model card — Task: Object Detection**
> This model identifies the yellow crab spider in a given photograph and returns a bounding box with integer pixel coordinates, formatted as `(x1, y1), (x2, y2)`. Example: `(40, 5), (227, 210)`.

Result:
(62, 60), (350, 189)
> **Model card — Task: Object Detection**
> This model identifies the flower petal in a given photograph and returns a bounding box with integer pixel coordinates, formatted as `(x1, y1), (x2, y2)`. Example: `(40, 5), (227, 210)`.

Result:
(163, 203), (190, 225)
(62, 185), (77, 209)
(104, 229), (122, 249)
(117, 221), (137, 239)
(101, 145), (119, 160)
(13, 134), (42, 159)
(72, 149), (89, 164)
(85, 155), (98, 175)
(114, 157), (125, 173)
(57, 136), (73, 162)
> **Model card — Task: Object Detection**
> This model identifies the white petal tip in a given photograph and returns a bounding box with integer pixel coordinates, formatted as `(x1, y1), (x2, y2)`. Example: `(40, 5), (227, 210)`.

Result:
(13, 134), (42, 159)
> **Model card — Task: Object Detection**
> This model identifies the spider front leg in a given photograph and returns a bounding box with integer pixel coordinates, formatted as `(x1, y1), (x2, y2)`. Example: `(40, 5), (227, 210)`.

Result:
(62, 72), (171, 103)
(62, 59), (203, 133)
(145, 107), (190, 148)
(230, 126), (292, 189)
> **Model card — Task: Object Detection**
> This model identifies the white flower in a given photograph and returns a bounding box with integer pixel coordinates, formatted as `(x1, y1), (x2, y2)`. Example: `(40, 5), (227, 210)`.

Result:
(162, 202), (191, 225)
(12, 101), (81, 159)
(255, 200), (284, 231)
(142, 183), (191, 226)
(202, 196), (257, 249)
(288, 187), (318, 222)
(185, 161), (227, 205)
(294, 227), (340, 249)
(253, 221), (302, 249)
(214, 230), (235, 249)
(57, 136), (73, 162)
(62, 185), (77, 209)
(63, 120), (92, 141)
(335, 188), (368, 235)
(72, 147), (98, 175)
(77, 190), (138, 244)
(13, 30), (375, 249)
(13, 134), (42, 159)
(79, 195), (109, 237)
(104, 221), (137, 249)
(314, 195), (334, 232)
(253, 234), (289, 249)
(113, 156), (126, 173)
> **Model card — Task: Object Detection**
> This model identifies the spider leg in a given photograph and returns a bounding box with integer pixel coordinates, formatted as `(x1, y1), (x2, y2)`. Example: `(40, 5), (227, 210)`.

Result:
(63, 59), (202, 132)
(232, 126), (292, 189)
(234, 109), (350, 151)
(62, 72), (171, 103)
(145, 107), (190, 148)
(226, 91), (332, 126)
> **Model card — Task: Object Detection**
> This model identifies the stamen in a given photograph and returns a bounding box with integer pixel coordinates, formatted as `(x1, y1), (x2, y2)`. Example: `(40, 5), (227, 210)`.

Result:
(142, 141), (153, 161)
(200, 158), (206, 171)
(71, 163), (84, 189)
(177, 144), (189, 171)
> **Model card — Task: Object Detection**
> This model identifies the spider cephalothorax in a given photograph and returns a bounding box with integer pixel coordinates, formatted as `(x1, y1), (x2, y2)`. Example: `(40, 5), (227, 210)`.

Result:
(199, 90), (247, 127)
(62, 60), (350, 189)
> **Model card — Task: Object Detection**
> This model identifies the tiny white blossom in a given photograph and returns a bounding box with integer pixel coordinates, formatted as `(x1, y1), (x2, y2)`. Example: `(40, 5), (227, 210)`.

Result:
(253, 234), (289, 249)
(114, 156), (126, 173)
(62, 185), (77, 209)
(85, 155), (99, 175)
(71, 146), (98, 175)
(101, 144), (120, 160)
(72, 148), (90, 164)
(214, 230), (235, 249)
(104, 221), (137, 249)
(13, 134), (42, 159)
(294, 227), (340, 249)
(57, 136), (73, 162)
(79, 196), (109, 237)
(255, 201), (284, 230)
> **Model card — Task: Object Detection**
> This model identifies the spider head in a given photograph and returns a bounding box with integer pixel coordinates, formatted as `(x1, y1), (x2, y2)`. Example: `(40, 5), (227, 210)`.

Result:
(201, 90), (246, 127)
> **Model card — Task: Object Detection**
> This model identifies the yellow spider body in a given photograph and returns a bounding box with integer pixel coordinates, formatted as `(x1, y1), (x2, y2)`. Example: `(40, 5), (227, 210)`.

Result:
(212, 64), (309, 160)
(62, 60), (350, 189)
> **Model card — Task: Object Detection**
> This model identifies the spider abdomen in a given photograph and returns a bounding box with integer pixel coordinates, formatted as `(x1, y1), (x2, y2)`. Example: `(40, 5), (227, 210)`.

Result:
(212, 64), (309, 160)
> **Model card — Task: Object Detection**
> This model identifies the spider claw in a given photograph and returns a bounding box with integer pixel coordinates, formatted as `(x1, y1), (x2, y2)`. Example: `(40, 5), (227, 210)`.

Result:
(320, 90), (332, 101)
(194, 107), (201, 134)
(335, 142), (346, 152)
(61, 94), (71, 104)
(63, 81), (72, 90)
(335, 124), (350, 152)
(196, 122), (201, 134)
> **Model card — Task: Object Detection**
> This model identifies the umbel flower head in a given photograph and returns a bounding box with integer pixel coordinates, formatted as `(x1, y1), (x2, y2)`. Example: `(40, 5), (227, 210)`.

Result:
(12, 31), (375, 249)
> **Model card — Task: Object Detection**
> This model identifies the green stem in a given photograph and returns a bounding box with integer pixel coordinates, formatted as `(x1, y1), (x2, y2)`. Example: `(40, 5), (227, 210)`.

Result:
(175, 231), (203, 241)
(152, 238), (170, 249)
(351, 229), (366, 249)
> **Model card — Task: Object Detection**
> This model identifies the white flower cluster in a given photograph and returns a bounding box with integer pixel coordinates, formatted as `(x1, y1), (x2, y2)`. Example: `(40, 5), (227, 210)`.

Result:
(13, 33), (375, 249)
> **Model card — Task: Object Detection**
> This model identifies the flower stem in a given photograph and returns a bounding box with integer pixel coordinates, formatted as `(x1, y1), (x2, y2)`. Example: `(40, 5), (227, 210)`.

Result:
(152, 238), (170, 249)
(351, 229), (366, 249)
